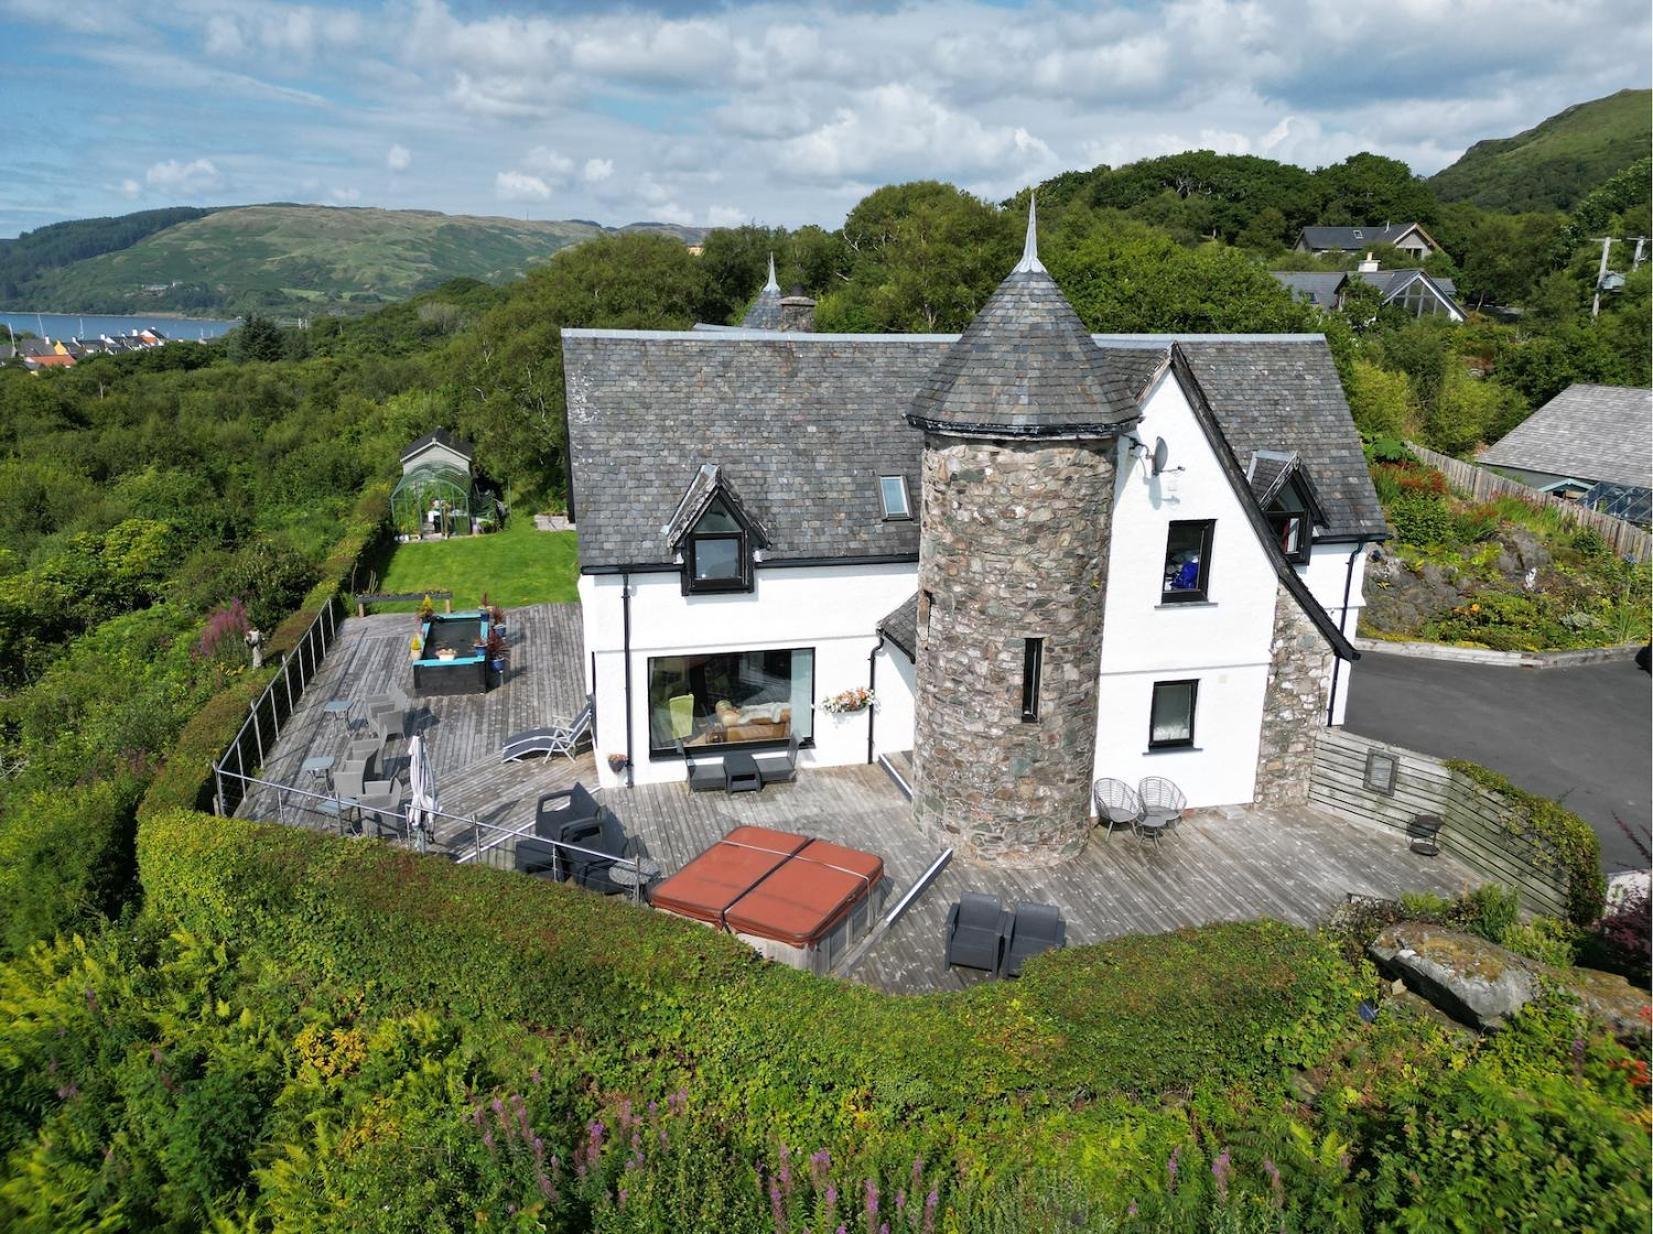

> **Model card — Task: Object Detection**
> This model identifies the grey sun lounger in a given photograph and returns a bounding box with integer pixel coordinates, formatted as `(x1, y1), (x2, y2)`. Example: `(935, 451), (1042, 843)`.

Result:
(500, 701), (593, 762)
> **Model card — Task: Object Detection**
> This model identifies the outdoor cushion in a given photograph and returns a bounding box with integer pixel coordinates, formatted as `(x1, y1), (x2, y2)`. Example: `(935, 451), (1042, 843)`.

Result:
(1002, 902), (1066, 977)
(945, 892), (1009, 973)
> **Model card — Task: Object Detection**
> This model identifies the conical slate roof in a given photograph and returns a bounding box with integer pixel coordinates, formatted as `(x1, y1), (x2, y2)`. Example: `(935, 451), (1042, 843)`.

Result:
(740, 254), (784, 329)
(907, 200), (1140, 438)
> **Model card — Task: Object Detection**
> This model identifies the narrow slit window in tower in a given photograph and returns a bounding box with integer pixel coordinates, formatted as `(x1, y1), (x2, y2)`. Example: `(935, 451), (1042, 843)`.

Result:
(1021, 637), (1043, 723)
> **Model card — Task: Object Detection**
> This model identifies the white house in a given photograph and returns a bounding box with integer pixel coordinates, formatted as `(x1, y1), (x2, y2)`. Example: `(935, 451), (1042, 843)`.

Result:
(562, 213), (1387, 863)
(1294, 223), (1441, 260)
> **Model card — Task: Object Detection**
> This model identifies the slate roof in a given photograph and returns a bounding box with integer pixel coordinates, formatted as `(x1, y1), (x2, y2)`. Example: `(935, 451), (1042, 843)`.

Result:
(1480, 383), (1653, 490)
(907, 268), (1140, 436)
(1298, 223), (1433, 251)
(401, 428), (474, 464)
(878, 593), (921, 660)
(1247, 450), (1294, 504)
(1271, 271), (1346, 307)
(1096, 337), (1387, 539)
(562, 330), (1384, 572)
(740, 254), (785, 329)
(662, 464), (771, 550)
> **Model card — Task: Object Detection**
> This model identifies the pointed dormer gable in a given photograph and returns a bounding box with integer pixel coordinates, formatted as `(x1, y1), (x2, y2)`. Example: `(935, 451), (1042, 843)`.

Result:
(907, 195), (1140, 438)
(663, 464), (770, 594)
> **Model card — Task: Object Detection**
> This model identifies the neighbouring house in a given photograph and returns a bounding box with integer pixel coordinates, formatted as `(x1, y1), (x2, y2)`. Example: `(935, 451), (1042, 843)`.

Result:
(1272, 262), (1466, 323)
(1294, 222), (1441, 259)
(1479, 383), (1653, 518)
(563, 206), (1387, 866)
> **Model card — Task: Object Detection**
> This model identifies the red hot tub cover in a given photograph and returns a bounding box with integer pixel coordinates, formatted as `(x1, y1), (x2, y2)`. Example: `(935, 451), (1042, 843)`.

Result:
(723, 839), (884, 948)
(648, 825), (808, 927)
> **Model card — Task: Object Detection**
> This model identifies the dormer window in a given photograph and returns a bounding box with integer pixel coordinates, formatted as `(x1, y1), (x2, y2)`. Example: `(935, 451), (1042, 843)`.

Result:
(879, 475), (911, 520)
(684, 498), (753, 594)
(1266, 480), (1312, 564)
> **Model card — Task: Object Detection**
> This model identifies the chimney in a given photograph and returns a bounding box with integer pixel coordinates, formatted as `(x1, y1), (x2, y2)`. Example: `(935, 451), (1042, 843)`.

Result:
(778, 294), (816, 332)
(1357, 251), (1380, 273)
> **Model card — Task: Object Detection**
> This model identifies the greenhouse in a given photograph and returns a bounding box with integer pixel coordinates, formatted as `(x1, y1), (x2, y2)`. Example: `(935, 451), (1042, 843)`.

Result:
(392, 430), (494, 537)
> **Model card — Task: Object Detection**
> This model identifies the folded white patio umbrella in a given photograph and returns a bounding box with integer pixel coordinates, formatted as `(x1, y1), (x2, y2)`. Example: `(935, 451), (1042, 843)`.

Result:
(407, 734), (436, 853)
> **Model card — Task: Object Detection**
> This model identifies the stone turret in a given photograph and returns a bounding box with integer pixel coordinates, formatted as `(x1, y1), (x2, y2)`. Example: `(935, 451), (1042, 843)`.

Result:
(742, 255), (816, 331)
(906, 199), (1138, 866)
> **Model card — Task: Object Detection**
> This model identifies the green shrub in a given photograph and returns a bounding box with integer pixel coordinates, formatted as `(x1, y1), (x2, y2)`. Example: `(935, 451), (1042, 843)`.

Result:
(1459, 883), (1522, 943)
(1499, 917), (1580, 968)
(1387, 491), (1456, 546)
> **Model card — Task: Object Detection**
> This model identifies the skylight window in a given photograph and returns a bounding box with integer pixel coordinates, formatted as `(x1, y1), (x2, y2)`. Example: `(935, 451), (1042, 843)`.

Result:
(878, 475), (912, 520)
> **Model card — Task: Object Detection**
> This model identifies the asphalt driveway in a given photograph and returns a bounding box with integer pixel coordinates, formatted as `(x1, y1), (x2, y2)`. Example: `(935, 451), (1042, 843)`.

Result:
(1344, 651), (1652, 874)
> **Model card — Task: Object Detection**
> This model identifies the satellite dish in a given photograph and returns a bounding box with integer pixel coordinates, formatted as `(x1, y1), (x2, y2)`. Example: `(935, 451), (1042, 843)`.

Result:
(1151, 437), (1170, 476)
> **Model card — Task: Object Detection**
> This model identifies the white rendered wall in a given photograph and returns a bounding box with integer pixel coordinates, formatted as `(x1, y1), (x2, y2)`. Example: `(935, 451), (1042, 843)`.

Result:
(579, 562), (917, 788)
(1094, 372), (1281, 807)
(871, 645), (917, 757)
(1300, 543), (1368, 726)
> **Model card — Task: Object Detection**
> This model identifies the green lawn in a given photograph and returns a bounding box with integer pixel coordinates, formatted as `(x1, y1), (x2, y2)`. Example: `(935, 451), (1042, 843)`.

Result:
(375, 520), (578, 611)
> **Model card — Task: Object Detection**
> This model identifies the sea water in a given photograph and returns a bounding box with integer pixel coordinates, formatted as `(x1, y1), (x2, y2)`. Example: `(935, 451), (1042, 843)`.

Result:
(0, 312), (240, 342)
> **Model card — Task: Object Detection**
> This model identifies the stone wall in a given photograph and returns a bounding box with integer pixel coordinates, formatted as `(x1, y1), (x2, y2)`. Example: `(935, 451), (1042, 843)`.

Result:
(912, 435), (1115, 866)
(1253, 578), (1336, 805)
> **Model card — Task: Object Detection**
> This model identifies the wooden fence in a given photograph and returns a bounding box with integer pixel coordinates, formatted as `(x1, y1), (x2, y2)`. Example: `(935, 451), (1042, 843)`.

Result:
(1408, 441), (1649, 561)
(1311, 728), (1571, 917)
(213, 595), (342, 817)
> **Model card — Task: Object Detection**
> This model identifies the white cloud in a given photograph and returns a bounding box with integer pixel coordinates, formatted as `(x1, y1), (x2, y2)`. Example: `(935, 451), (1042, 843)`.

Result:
(779, 84), (1056, 187)
(705, 204), (748, 227)
(583, 157), (614, 184)
(522, 146), (574, 182)
(494, 170), (553, 202)
(143, 158), (222, 195)
(330, 186), (361, 203)
(120, 178), (141, 198)
(386, 143), (412, 172)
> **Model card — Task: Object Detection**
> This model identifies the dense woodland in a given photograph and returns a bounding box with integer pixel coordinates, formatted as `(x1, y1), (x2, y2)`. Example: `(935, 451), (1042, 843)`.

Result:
(0, 139), (1648, 1230)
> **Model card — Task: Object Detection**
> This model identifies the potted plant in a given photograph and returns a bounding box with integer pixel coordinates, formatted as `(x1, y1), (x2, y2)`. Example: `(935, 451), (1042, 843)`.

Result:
(408, 633), (423, 662)
(485, 628), (508, 675)
(417, 594), (435, 623)
(607, 753), (630, 775)
(822, 687), (876, 715)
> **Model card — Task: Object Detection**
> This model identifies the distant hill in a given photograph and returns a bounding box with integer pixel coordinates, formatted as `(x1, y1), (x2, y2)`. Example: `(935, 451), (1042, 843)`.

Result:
(1428, 89), (1652, 212)
(2, 205), (704, 317)
(0, 207), (214, 302)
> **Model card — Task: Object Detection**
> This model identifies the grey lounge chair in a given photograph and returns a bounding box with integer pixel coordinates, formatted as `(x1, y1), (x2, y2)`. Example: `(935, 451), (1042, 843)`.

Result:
(1092, 778), (1143, 838)
(945, 892), (1011, 974)
(753, 731), (800, 784)
(333, 766), (404, 836)
(677, 741), (724, 793)
(546, 812), (639, 895)
(370, 705), (409, 743)
(535, 784), (602, 839)
(345, 739), (381, 775)
(1001, 902), (1066, 977)
(501, 701), (593, 762)
(1138, 776), (1187, 841)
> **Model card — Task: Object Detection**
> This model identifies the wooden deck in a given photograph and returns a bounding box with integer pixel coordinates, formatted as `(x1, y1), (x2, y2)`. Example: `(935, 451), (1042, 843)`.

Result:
(239, 602), (1477, 994)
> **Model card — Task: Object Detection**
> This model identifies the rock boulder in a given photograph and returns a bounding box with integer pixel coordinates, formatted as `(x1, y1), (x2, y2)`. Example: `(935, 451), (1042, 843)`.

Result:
(1369, 922), (1537, 1031)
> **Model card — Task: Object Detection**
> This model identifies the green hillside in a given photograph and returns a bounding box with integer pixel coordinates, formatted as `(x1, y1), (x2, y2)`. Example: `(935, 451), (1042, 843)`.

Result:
(8, 205), (703, 317)
(1429, 88), (1652, 212)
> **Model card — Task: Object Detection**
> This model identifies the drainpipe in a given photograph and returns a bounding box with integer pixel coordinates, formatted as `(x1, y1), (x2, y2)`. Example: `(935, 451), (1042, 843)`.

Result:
(866, 634), (884, 764)
(1325, 544), (1364, 725)
(621, 573), (634, 788)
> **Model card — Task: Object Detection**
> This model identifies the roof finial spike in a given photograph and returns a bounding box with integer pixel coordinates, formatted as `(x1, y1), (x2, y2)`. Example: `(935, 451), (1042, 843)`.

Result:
(1013, 189), (1045, 274)
(763, 253), (779, 293)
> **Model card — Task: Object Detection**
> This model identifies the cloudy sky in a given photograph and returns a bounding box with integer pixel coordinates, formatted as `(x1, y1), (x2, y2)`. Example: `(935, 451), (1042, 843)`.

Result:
(1, 0), (1648, 238)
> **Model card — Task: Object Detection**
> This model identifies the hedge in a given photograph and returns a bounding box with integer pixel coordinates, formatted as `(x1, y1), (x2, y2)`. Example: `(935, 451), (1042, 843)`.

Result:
(138, 809), (1364, 1144)
(1445, 759), (1608, 925)
(137, 484), (390, 822)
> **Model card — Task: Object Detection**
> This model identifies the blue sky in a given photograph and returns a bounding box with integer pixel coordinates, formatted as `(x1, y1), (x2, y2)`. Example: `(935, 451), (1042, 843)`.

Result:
(1, 0), (1648, 238)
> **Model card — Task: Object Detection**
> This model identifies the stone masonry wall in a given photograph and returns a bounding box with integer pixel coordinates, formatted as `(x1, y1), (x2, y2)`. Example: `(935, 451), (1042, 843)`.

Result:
(912, 436), (1115, 866)
(1253, 578), (1336, 805)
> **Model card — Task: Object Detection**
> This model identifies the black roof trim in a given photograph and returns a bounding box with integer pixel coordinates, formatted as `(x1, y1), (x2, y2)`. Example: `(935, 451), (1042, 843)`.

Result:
(1172, 348), (1359, 662)
(909, 414), (1140, 440)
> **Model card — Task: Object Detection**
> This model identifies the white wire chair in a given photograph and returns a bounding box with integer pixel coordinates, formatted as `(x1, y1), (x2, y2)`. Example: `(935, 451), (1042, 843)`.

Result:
(1138, 776), (1187, 842)
(1092, 778), (1144, 838)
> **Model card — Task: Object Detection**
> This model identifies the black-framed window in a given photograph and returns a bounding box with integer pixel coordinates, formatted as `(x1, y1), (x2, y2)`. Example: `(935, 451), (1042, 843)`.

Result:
(647, 647), (814, 757)
(1020, 637), (1043, 723)
(1148, 679), (1198, 750)
(1266, 481), (1311, 564)
(1363, 749), (1399, 795)
(878, 475), (911, 520)
(1162, 520), (1215, 602)
(683, 498), (753, 594)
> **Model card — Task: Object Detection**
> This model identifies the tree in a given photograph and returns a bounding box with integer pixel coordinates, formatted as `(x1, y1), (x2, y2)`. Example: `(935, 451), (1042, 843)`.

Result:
(1236, 207), (1290, 253)
(1044, 208), (1318, 333)
(1344, 358), (1418, 438)
(446, 233), (706, 502)
(828, 182), (1018, 332)
(226, 314), (285, 363)
(1314, 153), (1437, 226)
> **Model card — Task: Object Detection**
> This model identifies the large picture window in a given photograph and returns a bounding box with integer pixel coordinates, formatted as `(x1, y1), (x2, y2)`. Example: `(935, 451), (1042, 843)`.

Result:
(1162, 520), (1215, 602)
(648, 648), (814, 756)
(1148, 679), (1198, 750)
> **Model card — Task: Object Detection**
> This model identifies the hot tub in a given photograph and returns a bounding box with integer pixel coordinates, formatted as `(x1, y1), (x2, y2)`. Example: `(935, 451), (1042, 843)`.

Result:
(650, 826), (884, 974)
(412, 610), (491, 696)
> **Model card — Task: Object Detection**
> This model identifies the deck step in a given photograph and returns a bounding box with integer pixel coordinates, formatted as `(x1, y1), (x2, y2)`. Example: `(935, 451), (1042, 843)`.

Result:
(877, 751), (913, 800)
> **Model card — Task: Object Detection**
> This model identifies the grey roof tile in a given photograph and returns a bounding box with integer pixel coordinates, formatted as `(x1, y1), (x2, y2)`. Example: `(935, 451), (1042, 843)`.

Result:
(1479, 383), (1653, 489)
(878, 593), (920, 660)
(563, 330), (1384, 570)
